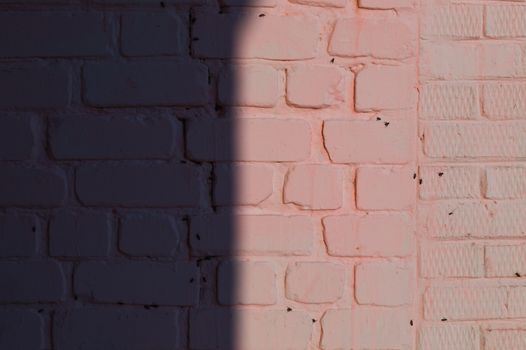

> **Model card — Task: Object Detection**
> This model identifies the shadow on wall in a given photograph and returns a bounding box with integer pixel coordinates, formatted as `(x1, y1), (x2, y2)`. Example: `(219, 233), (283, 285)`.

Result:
(0, 0), (249, 348)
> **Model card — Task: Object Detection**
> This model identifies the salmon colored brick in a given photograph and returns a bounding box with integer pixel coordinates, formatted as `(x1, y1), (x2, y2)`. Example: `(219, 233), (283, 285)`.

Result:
(286, 65), (344, 108)
(285, 262), (345, 303)
(358, 0), (415, 9)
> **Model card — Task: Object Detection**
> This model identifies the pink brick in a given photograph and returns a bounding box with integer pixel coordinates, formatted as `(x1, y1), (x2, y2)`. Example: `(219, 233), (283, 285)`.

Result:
(486, 167), (526, 199)
(289, 0), (345, 7)
(419, 83), (480, 120)
(218, 261), (276, 305)
(323, 119), (414, 164)
(321, 307), (412, 349)
(422, 3), (483, 39)
(214, 163), (273, 206)
(508, 287), (526, 318)
(355, 261), (413, 306)
(419, 166), (481, 200)
(358, 0), (414, 9)
(486, 244), (526, 277)
(356, 166), (415, 210)
(420, 242), (484, 278)
(485, 330), (526, 350)
(284, 164), (343, 210)
(286, 65), (344, 108)
(424, 286), (507, 321)
(219, 65), (280, 107)
(330, 18), (415, 59)
(355, 65), (416, 111)
(323, 213), (414, 257)
(418, 324), (480, 350)
(486, 5), (526, 38)
(483, 83), (526, 120)
(286, 262), (345, 303)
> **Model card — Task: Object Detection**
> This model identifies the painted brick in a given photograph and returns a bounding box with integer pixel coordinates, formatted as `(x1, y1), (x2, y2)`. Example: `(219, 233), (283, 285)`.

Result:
(356, 166), (415, 210)
(424, 286), (507, 321)
(285, 262), (345, 303)
(485, 330), (526, 350)
(192, 13), (319, 60)
(121, 13), (186, 56)
(419, 166), (481, 200)
(0, 13), (110, 57)
(284, 164), (343, 210)
(0, 165), (67, 207)
(191, 215), (314, 256)
(486, 244), (526, 277)
(218, 260), (276, 305)
(286, 65), (344, 108)
(358, 0), (414, 9)
(0, 310), (43, 349)
(219, 65), (280, 107)
(508, 287), (526, 318)
(330, 18), (415, 59)
(422, 4), (483, 39)
(119, 213), (182, 257)
(420, 242), (484, 278)
(324, 119), (414, 164)
(418, 324), (480, 350)
(486, 5), (526, 38)
(214, 163), (274, 206)
(221, 0), (276, 6)
(186, 118), (311, 162)
(0, 114), (35, 160)
(0, 214), (38, 257)
(289, 0), (345, 7)
(74, 261), (199, 305)
(323, 213), (414, 257)
(83, 61), (209, 107)
(419, 83), (479, 120)
(486, 167), (526, 199)
(355, 261), (413, 306)
(355, 65), (416, 111)
(423, 122), (526, 159)
(0, 261), (65, 302)
(50, 210), (111, 257)
(76, 164), (202, 207)
(49, 116), (180, 160)
(483, 83), (526, 119)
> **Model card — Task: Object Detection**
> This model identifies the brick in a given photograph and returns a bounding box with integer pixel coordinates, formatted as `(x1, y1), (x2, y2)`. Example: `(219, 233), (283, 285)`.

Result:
(119, 213), (182, 257)
(0, 13), (110, 57)
(191, 215), (314, 256)
(419, 201), (526, 239)
(418, 324), (480, 350)
(419, 83), (479, 120)
(83, 61), (208, 107)
(323, 119), (414, 164)
(420, 42), (524, 79)
(0, 114), (35, 160)
(355, 261), (413, 306)
(485, 330), (526, 350)
(54, 308), (180, 350)
(290, 0), (345, 7)
(486, 244), (526, 277)
(323, 213), (414, 257)
(0, 63), (70, 109)
(422, 4), (483, 39)
(0, 214), (38, 257)
(219, 65), (280, 107)
(186, 118), (311, 162)
(286, 65), (344, 108)
(419, 166), (481, 200)
(214, 163), (274, 206)
(0, 165), (67, 207)
(221, 0), (276, 6)
(285, 262), (345, 303)
(74, 261), (198, 305)
(76, 164), (202, 207)
(486, 167), (526, 199)
(321, 307), (412, 349)
(96, 0), (207, 3)
(0, 310), (42, 349)
(483, 83), (526, 119)
(420, 242), (484, 278)
(358, 0), (414, 9)
(508, 287), (526, 317)
(284, 164), (343, 210)
(356, 166), (415, 210)
(49, 210), (111, 257)
(49, 116), (180, 160)
(190, 308), (312, 350)
(121, 13), (186, 56)
(218, 260), (276, 305)
(0, 261), (64, 302)
(330, 18), (415, 59)
(355, 65), (416, 111)
(486, 5), (526, 38)
(424, 286), (507, 321)
(424, 122), (526, 159)
(192, 13), (319, 59)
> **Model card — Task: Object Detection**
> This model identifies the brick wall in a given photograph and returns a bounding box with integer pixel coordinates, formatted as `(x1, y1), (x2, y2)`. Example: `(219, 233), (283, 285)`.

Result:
(0, 0), (524, 349)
